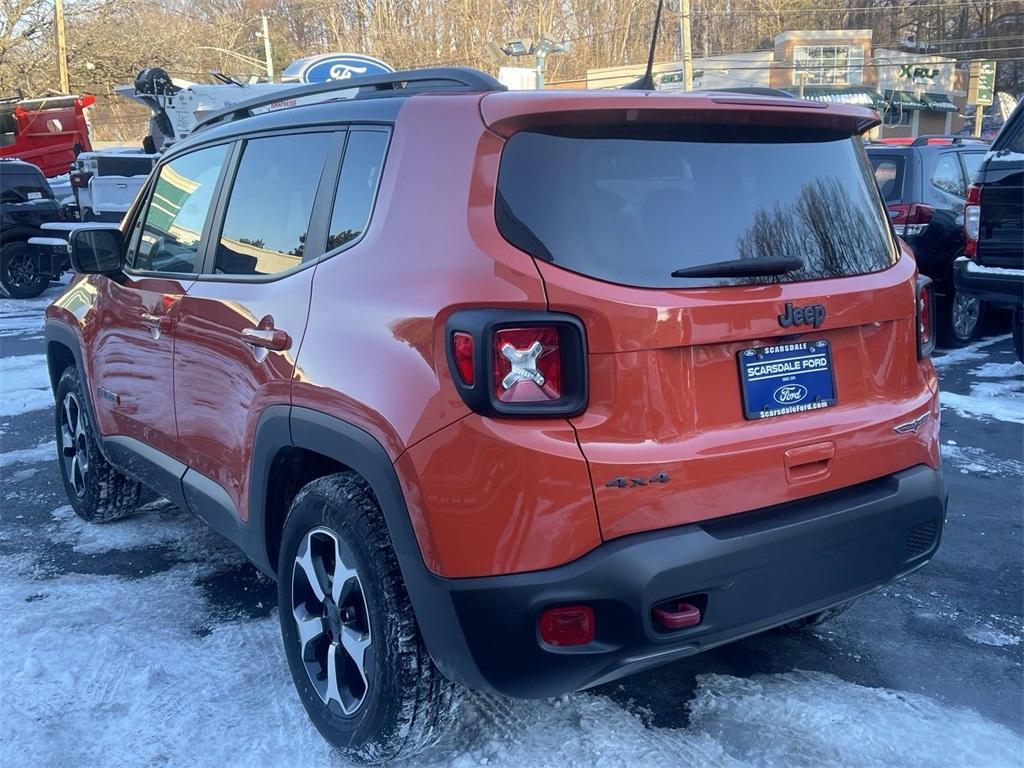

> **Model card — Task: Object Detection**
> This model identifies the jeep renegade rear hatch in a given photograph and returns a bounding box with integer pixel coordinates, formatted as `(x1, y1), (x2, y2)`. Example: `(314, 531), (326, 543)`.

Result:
(488, 94), (938, 541)
(496, 123), (896, 288)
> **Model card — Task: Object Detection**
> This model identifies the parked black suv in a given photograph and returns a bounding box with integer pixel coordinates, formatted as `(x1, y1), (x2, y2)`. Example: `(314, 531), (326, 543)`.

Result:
(0, 158), (63, 298)
(867, 136), (989, 346)
(955, 102), (1024, 362)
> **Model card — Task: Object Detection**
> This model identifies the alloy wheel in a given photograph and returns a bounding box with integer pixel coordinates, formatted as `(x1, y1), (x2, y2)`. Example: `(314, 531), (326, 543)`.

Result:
(292, 526), (372, 716)
(951, 292), (981, 340)
(59, 391), (89, 498)
(5, 250), (42, 291)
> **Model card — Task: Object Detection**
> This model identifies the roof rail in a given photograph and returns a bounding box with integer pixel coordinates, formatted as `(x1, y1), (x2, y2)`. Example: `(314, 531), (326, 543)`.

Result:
(909, 134), (990, 147)
(704, 87), (797, 99)
(193, 66), (506, 133)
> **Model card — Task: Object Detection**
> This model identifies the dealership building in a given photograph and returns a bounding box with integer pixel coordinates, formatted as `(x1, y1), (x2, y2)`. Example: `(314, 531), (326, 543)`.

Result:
(585, 29), (967, 138)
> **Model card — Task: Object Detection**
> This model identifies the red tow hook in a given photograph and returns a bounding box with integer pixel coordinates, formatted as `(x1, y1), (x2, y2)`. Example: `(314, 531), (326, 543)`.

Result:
(652, 601), (702, 630)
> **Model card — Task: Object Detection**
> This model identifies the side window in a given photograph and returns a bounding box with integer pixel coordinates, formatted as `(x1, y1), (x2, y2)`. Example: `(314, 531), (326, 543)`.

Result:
(869, 156), (903, 203)
(931, 154), (965, 198)
(993, 111), (1023, 154)
(960, 152), (985, 185)
(132, 144), (228, 273)
(327, 130), (389, 252)
(214, 133), (333, 276)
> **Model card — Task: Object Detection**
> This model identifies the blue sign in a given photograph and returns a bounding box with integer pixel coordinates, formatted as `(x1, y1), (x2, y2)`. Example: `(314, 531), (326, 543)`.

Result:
(282, 54), (394, 84)
(738, 340), (836, 420)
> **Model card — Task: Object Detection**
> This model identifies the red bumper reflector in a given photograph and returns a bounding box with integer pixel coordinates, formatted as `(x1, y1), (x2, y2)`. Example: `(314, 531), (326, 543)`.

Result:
(652, 601), (702, 630)
(539, 605), (595, 646)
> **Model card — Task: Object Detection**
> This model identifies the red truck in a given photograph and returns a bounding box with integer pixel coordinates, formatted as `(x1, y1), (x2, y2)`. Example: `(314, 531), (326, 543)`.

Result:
(0, 94), (94, 177)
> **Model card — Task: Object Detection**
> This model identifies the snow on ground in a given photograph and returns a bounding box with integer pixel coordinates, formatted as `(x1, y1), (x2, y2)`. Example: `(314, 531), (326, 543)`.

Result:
(941, 442), (1024, 477)
(0, 440), (55, 469)
(0, 291), (57, 339)
(965, 626), (1022, 648)
(938, 339), (1024, 425)
(931, 334), (1013, 368)
(0, 353), (52, 417)
(1, 503), (1020, 768)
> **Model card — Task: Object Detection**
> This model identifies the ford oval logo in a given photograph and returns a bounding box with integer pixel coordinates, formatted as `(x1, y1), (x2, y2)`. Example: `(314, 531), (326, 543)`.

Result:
(773, 384), (808, 405)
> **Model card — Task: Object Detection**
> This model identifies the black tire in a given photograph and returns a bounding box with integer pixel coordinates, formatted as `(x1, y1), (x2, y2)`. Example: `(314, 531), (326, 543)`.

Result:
(778, 601), (853, 632)
(54, 367), (143, 522)
(0, 241), (50, 299)
(937, 288), (985, 348)
(278, 473), (461, 764)
(1013, 310), (1023, 363)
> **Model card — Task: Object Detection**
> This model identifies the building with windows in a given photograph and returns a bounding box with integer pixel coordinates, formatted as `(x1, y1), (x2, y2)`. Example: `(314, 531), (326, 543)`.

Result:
(584, 29), (967, 138)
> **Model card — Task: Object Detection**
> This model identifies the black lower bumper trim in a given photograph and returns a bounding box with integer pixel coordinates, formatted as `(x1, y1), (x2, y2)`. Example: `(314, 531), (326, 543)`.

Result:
(411, 465), (946, 698)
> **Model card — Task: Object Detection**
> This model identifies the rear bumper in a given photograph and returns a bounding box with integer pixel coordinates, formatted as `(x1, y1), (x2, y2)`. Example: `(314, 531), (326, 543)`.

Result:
(954, 257), (1023, 306)
(413, 465), (946, 698)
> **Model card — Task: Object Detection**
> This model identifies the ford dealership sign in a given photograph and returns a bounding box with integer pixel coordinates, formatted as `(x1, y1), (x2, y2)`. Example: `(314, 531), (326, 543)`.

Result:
(282, 54), (394, 84)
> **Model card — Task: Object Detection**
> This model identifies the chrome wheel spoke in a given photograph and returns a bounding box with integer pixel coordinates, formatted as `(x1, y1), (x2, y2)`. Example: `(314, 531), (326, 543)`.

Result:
(294, 536), (328, 603)
(293, 606), (326, 653)
(331, 536), (359, 603)
(340, 625), (370, 682)
(324, 641), (342, 705)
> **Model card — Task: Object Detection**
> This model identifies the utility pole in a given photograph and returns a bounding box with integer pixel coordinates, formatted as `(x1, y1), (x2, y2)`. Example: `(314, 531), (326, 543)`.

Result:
(54, 0), (70, 93)
(260, 13), (274, 80)
(679, 0), (693, 91)
(974, 104), (985, 138)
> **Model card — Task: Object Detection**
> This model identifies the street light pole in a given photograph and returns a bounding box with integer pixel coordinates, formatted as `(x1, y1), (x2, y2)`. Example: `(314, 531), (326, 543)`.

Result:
(54, 0), (70, 93)
(679, 0), (693, 91)
(260, 13), (274, 79)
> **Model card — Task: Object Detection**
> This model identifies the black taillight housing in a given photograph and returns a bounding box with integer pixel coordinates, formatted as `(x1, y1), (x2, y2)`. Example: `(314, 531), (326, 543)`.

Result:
(445, 310), (588, 418)
(916, 274), (936, 359)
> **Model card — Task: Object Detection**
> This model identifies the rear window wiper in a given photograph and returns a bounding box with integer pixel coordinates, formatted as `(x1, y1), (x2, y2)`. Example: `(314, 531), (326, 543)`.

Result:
(671, 256), (804, 278)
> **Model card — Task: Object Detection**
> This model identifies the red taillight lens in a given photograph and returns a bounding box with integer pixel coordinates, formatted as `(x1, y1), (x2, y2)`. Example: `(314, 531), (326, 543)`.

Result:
(964, 184), (982, 258)
(76, 94), (96, 109)
(539, 606), (595, 646)
(916, 276), (936, 359)
(492, 327), (562, 403)
(889, 203), (933, 237)
(452, 331), (474, 386)
(69, 171), (87, 188)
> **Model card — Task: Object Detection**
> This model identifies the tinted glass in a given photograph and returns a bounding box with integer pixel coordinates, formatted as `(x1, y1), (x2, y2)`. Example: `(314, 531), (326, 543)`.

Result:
(134, 144), (228, 273)
(960, 152), (985, 184)
(932, 154), (966, 197)
(327, 130), (388, 252)
(215, 133), (332, 275)
(993, 109), (1023, 155)
(1, 168), (52, 202)
(869, 154), (905, 203)
(497, 126), (897, 288)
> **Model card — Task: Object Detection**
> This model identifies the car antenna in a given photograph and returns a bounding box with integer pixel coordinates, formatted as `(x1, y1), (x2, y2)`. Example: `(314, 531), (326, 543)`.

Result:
(621, 0), (664, 90)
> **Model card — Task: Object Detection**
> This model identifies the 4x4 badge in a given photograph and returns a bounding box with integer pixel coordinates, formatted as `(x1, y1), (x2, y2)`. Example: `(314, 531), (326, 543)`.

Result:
(606, 472), (670, 488)
(778, 302), (826, 329)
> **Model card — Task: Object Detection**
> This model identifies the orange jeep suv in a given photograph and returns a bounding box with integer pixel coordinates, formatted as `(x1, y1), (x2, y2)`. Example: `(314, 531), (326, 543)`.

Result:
(45, 68), (947, 763)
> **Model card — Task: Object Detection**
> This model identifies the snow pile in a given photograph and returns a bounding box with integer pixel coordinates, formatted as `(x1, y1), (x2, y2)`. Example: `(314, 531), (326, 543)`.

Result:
(0, 353), (53, 417)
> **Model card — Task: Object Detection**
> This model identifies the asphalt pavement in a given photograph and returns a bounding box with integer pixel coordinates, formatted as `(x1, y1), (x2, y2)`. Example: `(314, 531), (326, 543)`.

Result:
(1, 283), (1021, 767)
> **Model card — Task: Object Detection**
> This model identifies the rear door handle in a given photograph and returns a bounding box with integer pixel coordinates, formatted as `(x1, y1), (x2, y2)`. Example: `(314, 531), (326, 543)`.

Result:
(140, 312), (172, 335)
(240, 327), (290, 352)
(784, 441), (835, 483)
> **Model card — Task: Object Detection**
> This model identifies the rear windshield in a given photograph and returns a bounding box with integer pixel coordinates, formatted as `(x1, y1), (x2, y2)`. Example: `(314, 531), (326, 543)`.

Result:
(496, 125), (897, 288)
(0, 168), (52, 203)
(868, 153), (905, 203)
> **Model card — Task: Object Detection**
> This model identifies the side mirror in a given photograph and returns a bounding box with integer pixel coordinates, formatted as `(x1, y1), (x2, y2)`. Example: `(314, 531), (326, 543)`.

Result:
(68, 227), (125, 274)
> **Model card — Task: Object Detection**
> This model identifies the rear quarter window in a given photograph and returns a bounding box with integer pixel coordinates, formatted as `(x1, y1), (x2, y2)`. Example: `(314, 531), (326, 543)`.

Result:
(869, 154), (905, 203)
(497, 125), (898, 288)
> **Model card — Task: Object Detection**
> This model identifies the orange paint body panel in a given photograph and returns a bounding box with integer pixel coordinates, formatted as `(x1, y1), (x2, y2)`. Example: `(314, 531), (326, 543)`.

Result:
(395, 416), (601, 578)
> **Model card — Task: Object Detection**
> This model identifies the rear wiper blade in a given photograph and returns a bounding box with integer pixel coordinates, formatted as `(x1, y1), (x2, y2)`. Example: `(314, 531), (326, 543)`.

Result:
(671, 256), (804, 278)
